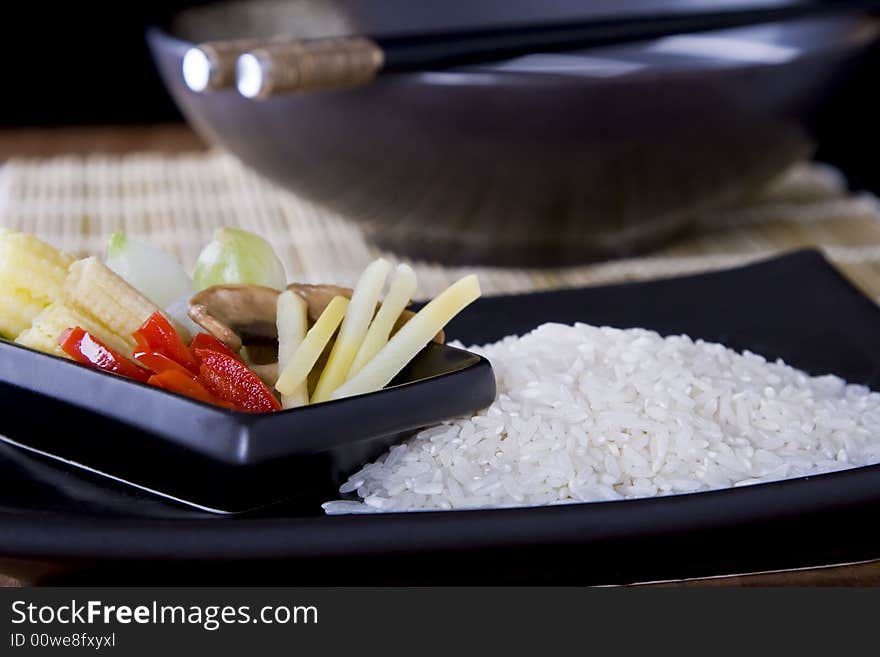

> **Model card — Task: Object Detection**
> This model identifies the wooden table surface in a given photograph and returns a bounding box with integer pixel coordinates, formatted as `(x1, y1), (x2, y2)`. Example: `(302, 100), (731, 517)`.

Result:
(1, 123), (878, 587)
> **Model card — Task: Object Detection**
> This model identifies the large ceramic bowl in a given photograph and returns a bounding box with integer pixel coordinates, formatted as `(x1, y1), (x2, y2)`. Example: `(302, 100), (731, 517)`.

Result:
(149, 1), (880, 265)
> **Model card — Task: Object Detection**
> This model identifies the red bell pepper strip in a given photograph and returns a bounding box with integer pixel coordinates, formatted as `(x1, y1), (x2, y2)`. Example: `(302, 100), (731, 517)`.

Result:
(189, 332), (237, 358)
(134, 351), (195, 377)
(59, 327), (151, 382)
(194, 348), (281, 413)
(147, 369), (235, 409)
(132, 311), (198, 373)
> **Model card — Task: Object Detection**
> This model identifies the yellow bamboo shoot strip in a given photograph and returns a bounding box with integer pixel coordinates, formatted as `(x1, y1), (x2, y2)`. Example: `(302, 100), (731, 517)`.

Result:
(330, 275), (480, 401)
(348, 263), (417, 378)
(276, 290), (309, 408)
(311, 258), (392, 403)
(275, 296), (349, 397)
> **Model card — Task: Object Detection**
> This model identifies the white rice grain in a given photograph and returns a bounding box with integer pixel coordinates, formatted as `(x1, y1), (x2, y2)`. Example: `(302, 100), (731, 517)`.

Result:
(322, 323), (880, 514)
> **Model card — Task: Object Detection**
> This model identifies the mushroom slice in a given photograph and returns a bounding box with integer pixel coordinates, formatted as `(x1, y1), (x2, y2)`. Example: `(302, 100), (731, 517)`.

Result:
(189, 303), (243, 352)
(287, 282), (444, 344)
(188, 284), (280, 353)
(287, 283), (353, 323)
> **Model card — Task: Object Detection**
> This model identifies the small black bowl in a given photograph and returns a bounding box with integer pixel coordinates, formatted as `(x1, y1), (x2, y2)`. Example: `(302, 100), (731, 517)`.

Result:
(0, 340), (495, 512)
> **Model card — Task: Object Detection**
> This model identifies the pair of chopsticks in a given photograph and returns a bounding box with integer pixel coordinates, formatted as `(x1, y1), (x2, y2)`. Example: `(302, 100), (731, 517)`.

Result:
(183, 36), (384, 99)
(183, 0), (879, 99)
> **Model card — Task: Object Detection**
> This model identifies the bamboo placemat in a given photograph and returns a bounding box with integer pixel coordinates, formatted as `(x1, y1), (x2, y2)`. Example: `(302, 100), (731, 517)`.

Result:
(1, 152), (879, 301)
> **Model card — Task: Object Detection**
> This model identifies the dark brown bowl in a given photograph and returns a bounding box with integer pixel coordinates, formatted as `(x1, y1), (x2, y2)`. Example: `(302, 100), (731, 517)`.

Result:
(148, 1), (880, 265)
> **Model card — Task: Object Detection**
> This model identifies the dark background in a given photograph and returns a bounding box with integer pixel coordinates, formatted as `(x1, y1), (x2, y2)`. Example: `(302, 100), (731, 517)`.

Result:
(1, 0), (878, 192)
(0, 2), (196, 125)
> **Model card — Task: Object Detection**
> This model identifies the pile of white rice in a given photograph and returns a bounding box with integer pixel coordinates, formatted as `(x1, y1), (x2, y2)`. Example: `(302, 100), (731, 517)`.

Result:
(322, 323), (880, 514)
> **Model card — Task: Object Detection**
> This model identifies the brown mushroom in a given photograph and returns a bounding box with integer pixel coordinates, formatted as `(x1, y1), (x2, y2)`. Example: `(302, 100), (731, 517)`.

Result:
(287, 282), (444, 343)
(287, 283), (354, 323)
(189, 284), (280, 355)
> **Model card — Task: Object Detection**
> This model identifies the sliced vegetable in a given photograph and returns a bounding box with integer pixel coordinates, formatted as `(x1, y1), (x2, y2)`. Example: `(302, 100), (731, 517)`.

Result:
(330, 275), (480, 401)
(0, 290), (45, 341)
(349, 263), (417, 378)
(105, 232), (193, 309)
(311, 258), (392, 403)
(134, 351), (196, 377)
(288, 283), (355, 323)
(276, 290), (309, 408)
(148, 369), (234, 408)
(0, 229), (73, 338)
(274, 296), (349, 397)
(133, 311), (198, 373)
(195, 348), (281, 412)
(190, 332), (237, 358)
(17, 302), (131, 359)
(193, 227), (287, 291)
(188, 284), (280, 353)
(3, 225), (490, 414)
(63, 257), (160, 354)
(59, 327), (150, 382)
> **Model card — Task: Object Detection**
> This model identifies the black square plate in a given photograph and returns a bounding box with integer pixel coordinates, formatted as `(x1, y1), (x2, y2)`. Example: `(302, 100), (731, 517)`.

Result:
(1, 249), (879, 585)
(0, 338), (495, 512)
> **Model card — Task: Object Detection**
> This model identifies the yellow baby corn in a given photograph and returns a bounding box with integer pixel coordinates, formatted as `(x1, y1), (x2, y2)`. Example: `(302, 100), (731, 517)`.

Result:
(62, 257), (160, 351)
(0, 228), (72, 271)
(15, 302), (132, 359)
(0, 229), (73, 338)
(0, 289), (46, 339)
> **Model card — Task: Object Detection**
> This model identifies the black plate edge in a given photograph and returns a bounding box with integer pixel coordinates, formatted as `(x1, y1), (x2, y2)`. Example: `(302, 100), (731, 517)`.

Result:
(240, 346), (494, 462)
(0, 436), (243, 515)
(0, 339), (493, 466)
(2, 459), (879, 561)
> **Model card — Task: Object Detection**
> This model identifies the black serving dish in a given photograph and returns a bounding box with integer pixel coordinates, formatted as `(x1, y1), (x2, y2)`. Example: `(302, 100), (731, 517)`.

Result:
(1, 250), (880, 585)
(148, 1), (879, 265)
(0, 340), (495, 513)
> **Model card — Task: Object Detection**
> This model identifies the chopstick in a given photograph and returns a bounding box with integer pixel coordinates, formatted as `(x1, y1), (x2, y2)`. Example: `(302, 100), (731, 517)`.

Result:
(183, 37), (289, 93)
(181, 0), (880, 98)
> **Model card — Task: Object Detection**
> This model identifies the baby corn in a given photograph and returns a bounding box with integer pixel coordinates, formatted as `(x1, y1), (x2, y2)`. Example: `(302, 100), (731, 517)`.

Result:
(16, 302), (132, 358)
(11, 255), (161, 357)
(62, 257), (160, 352)
(0, 229), (73, 338)
(0, 290), (45, 340)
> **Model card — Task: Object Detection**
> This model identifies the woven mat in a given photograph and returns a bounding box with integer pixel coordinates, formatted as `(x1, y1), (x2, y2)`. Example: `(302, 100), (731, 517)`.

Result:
(2, 151), (880, 301)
